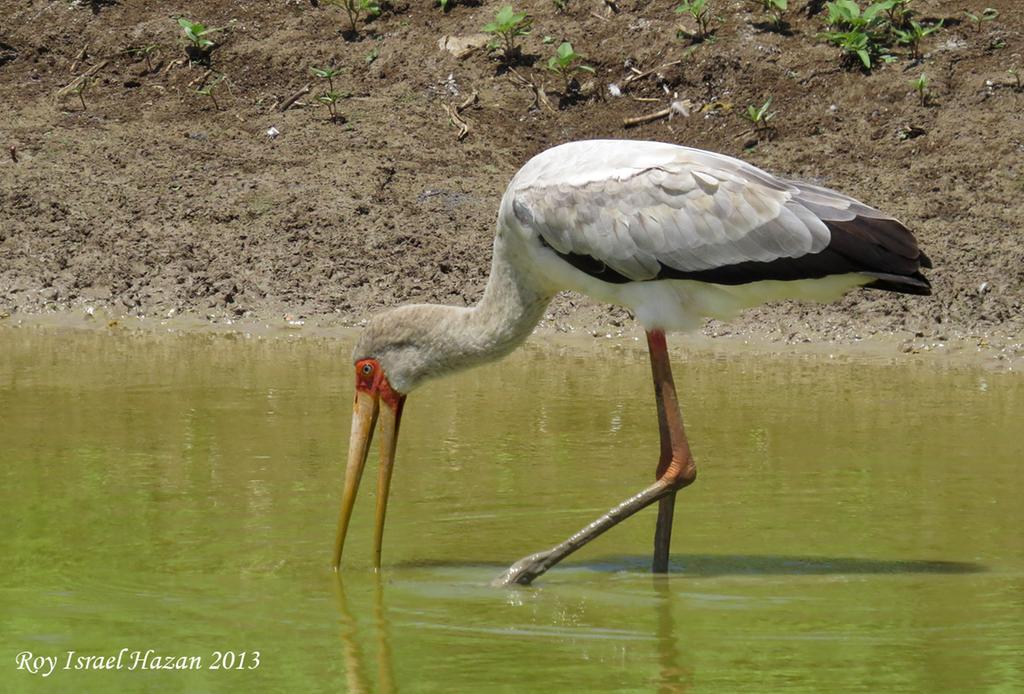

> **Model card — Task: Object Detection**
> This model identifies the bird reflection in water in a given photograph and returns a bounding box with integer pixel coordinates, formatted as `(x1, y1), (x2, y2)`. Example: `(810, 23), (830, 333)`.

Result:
(332, 574), (395, 694)
(653, 577), (692, 693)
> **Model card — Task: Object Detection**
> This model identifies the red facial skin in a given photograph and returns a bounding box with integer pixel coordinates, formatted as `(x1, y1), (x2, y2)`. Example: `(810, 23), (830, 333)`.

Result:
(354, 359), (405, 413)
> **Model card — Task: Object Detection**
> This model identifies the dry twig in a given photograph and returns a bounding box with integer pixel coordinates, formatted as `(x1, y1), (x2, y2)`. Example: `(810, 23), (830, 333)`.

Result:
(507, 68), (555, 113)
(623, 99), (692, 127)
(624, 107), (672, 127)
(163, 58), (186, 76)
(622, 59), (683, 87)
(279, 83), (312, 112)
(443, 90), (479, 140)
(188, 68), (214, 88)
(54, 60), (108, 103)
(69, 44), (89, 73)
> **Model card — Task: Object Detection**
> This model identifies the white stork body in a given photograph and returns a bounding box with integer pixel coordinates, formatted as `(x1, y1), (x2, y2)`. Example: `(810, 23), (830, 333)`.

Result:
(335, 139), (931, 585)
(497, 139), (927, 332)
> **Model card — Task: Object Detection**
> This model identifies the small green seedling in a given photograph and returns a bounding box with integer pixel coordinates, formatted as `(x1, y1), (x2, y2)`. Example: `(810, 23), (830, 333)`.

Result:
(317, 91), (346, 123)
(910, 73), (929, 105)
(365, 46), (380, 64)
(820, 0), (896, 69)
(884, 0), (911, 27)
(546, 42), (595, 92)
(195, 75), (225, 110)
(325, 0), (381, 36)
(437, 0), (452, 11)
(821, 28), (873, 68)
(750, 0), (787, 30)
(675, 0), (716, 40)
(310, 65), (343, 91)
(483, 6), (533, 63)
(742, 97), (775, 136)
(893, 19), (941, 60)
(178, 18), (225, 62)
(824, 0), (893, 31)
(133, 44), (160, 72)
(963, 7), (998, 32)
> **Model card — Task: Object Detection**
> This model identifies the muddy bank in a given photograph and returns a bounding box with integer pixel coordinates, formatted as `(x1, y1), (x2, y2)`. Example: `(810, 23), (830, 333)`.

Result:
(1, 308), (1019, 372)
(1, 0), (1021, 351)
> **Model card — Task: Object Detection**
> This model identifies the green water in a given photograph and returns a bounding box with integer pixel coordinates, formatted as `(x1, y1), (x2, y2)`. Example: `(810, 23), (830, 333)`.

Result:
(1, 327), (1022, 692)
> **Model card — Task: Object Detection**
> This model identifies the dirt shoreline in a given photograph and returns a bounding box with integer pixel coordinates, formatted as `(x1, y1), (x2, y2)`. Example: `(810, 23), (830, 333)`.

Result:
(1, 307), (1018, 372)
(1, 1), (1021, 359)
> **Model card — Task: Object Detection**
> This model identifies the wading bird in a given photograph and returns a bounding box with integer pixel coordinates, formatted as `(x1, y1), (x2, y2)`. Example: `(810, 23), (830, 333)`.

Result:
(333, 140), (931, 585)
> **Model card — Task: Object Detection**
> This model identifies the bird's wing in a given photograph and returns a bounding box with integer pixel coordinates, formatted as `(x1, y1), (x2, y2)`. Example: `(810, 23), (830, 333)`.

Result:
(510, 149), (929, 292)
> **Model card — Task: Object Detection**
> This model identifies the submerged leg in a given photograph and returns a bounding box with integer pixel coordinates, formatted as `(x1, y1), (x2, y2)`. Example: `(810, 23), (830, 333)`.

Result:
(495, 329), (696, 586)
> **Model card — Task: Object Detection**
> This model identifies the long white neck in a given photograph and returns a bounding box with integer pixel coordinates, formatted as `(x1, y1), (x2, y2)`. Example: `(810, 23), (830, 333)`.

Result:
(359, 234), (556, 392)
(443, 234), (554, 369)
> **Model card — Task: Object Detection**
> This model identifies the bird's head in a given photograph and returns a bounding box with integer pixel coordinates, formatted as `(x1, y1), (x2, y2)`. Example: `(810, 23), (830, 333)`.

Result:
(332, 304), (460, 570)
(349, 304), (453, 394)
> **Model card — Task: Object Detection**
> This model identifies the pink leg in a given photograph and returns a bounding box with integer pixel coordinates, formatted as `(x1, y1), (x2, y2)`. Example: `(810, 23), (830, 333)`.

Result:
(494, 330), (696, 586)
(647, 329), (697, 573)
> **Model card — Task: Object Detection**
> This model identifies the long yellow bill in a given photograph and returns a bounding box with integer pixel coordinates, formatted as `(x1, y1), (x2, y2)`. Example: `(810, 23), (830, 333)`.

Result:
(332, 389), (404, 570)
(372, 403), (401, 568)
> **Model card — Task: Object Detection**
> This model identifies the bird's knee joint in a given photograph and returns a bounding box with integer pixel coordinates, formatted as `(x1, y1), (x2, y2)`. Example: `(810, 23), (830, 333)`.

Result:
(660, 458), (696, 489)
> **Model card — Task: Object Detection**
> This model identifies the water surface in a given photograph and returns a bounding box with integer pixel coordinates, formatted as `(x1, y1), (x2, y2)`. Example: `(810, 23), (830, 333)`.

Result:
(1, 328), (1021, 692)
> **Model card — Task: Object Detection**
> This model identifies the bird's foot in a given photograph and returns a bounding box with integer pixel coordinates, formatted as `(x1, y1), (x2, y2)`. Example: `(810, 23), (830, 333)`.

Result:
(491, 549), (557, 587)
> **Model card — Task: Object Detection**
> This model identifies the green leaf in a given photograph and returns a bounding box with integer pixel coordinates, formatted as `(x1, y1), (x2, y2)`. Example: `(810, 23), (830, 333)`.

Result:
(830, 0), (860, 22)
(494, 5), (517, 26)
(857, 48), (871, 67)
(862, 0), (894, 22)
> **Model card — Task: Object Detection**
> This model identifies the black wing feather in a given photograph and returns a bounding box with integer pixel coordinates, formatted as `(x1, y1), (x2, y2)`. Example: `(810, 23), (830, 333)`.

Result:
(543, 213), (932, 296)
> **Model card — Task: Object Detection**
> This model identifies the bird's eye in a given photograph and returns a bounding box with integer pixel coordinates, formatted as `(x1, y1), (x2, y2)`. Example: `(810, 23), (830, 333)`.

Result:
(361, 363), (373, 376)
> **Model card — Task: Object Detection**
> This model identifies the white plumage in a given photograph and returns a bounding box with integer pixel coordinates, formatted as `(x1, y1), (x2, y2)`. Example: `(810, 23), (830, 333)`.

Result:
(496, 140), (927, 331)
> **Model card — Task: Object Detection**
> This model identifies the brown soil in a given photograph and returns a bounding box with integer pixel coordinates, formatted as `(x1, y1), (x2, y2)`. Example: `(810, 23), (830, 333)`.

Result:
(1, 0), (1021, 358)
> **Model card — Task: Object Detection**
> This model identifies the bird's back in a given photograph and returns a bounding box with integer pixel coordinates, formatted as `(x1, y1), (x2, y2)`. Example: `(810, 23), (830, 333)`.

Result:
(498, 140), (930, 330)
